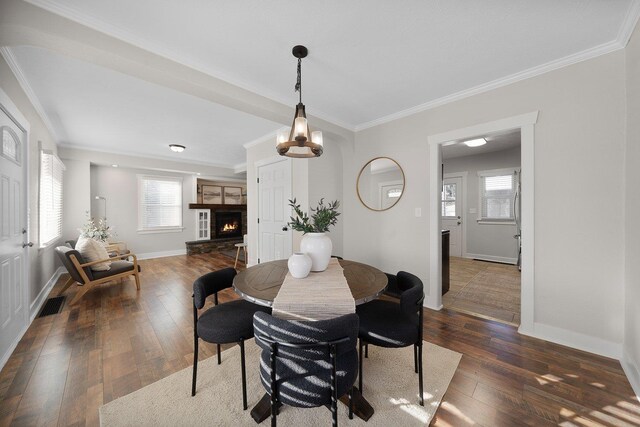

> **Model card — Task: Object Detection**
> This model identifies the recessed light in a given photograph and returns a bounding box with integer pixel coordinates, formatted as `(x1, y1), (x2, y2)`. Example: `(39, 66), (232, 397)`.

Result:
(463, 138), (487, 147)
(111, 164), (118, 168)
(169, 144), (186, 153)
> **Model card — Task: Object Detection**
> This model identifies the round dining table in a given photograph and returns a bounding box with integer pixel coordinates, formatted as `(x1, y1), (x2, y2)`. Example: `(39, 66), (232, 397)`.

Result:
(233, 258), (388, 423)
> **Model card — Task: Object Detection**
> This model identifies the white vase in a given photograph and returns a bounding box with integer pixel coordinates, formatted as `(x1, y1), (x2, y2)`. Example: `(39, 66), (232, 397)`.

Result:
(300, 232), (332, 272)
(288, 252), (312, 279)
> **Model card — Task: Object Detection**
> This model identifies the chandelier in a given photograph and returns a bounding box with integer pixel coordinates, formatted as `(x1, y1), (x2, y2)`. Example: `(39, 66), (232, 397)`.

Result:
(276, 45), (323, 158)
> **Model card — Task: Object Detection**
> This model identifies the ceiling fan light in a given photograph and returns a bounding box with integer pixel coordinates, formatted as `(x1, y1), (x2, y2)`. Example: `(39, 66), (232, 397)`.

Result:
(463, 138), (487, 147)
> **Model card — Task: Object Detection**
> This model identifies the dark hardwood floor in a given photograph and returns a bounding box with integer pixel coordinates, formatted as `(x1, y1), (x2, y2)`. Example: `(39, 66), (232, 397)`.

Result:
(0, 253), (637, 426)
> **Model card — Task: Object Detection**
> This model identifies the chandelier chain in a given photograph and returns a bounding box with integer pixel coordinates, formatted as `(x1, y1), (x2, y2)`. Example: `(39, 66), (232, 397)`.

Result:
(295, 57), (302, 103)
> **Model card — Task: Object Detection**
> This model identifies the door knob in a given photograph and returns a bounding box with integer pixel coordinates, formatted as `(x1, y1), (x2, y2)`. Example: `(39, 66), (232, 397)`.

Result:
(22, 242), (33, 248)
(282, 226), (288, 231)
(457, 221), (461, 225)
(22, 228), (27, 234)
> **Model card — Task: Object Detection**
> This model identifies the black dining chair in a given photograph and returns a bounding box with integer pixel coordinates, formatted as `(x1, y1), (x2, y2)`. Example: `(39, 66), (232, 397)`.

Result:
(356, 271), (425, 405)
(191, 268), (270, 410)
(253, 311), (359, 427)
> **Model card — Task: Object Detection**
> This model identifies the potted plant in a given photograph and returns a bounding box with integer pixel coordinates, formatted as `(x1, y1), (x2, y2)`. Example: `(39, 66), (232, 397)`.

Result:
(288, 198), (340, 272)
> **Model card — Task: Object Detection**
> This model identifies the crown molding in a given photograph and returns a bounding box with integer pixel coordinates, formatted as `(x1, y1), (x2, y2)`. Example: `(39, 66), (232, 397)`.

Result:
(57, 142), (238, 170)
(0, 47), (59, 142)
(233, 163), (247, 173)
(355, 1), (640, 132)
(242, 127), (287, 149)
(22, 0), (354, 133)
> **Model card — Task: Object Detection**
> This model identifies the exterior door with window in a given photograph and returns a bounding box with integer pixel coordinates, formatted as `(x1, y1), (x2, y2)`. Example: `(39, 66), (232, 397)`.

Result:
(0, 103), (28, 366)
(441, 176), (463, 257)
(257, 160), (292, 263)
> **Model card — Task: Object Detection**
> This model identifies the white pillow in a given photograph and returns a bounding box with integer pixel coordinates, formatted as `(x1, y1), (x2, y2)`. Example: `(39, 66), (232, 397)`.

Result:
(76, 236), (112, 271)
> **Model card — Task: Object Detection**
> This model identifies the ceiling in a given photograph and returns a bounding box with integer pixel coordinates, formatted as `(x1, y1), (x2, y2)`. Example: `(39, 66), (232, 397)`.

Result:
(442, 129), (521, 159)
(8, 0), (639, 167)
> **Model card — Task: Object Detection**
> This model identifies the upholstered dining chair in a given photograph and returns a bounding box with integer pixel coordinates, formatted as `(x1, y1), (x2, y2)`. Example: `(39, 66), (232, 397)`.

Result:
(191, 268), (270, 410)
(356, 271), (425, 405)
(54, 245), (141, 305)
(253, 311), (359, 427)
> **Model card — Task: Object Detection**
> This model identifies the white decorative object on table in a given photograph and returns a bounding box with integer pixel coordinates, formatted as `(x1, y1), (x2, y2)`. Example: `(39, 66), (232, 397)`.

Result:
(300, 233), (332, 272)
(287, 252), (312, 278)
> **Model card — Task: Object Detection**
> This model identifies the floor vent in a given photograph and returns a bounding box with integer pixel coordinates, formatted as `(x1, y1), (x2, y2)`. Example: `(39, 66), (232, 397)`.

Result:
(38, 296), (65, 318)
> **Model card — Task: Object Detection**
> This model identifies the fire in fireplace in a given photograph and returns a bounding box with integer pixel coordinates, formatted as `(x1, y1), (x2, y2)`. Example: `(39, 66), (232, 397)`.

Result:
(215, 212), (243, 239)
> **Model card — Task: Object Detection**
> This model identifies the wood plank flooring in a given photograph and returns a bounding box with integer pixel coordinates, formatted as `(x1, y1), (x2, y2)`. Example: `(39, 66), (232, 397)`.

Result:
(0, 253), (638, 426)
(444, 257), (521, 325)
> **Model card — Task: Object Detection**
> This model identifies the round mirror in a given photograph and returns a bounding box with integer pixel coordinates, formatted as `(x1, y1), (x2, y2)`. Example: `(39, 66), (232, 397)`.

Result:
(357, 157), (405, 211)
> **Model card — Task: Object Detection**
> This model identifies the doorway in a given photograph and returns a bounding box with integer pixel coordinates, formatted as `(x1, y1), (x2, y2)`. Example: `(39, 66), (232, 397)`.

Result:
(427, 112), (538, 335)
(440, 131), (521, 325)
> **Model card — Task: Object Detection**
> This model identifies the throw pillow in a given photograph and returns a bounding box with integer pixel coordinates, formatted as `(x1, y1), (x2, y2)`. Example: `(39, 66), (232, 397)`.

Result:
(76, 236), (112, 271)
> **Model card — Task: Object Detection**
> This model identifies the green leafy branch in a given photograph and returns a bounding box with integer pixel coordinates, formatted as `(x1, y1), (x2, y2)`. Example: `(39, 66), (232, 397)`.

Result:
(288, 198), (340, 234)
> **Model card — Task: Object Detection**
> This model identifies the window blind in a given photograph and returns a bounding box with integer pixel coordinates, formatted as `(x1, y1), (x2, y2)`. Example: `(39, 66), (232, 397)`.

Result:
(138, 176), (182, 230)
(39, 151), (64, 246)
(479, 171), (516, 221)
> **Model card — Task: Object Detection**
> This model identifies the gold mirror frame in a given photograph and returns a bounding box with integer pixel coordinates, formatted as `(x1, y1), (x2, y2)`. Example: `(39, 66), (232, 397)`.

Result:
(356, 157), (406, 212)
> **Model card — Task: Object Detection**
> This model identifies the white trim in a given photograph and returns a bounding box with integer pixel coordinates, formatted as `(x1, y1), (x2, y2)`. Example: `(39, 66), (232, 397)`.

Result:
(254, 155), (290, 169)
(621, 351), (640, 402)
(136, 249), (186, 260)
(137, 227), (185, 234)
(233, 163), (247, 174)
(243, 127), (287, 149)
(477, 220), (516, 225)
(0, 47), (59, 142)
(464, 253), (517, 265)
(427, 112), (538, 336)
(520, 322), (622, 360)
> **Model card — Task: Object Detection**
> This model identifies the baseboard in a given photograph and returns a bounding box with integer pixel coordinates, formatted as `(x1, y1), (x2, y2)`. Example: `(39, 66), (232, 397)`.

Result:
(464, 253), (517, 265)
(137, 249), (186, 260)
(1, 266), (66, 372)
(519, 322), (622, 360)
(29, 266), (66, 321)
(621, 351), (640, 402)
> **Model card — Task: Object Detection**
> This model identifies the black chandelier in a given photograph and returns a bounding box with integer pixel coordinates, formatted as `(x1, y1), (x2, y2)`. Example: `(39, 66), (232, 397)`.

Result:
(276, 45), (323, 158)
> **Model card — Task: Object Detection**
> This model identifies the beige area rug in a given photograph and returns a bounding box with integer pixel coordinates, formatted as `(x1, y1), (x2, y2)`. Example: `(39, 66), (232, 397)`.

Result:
(100, 340), (461, 426)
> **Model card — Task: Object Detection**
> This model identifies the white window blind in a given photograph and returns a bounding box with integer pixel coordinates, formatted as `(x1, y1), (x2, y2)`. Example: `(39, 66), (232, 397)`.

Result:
(39, 151), (64, 247)
(138, 175), (183, 231)
(479, 169), (517, 221)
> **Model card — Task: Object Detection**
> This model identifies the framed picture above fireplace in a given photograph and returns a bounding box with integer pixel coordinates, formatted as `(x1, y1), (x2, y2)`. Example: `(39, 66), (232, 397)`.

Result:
(202, 185), (222, 204)
(223, 186), (242, 205)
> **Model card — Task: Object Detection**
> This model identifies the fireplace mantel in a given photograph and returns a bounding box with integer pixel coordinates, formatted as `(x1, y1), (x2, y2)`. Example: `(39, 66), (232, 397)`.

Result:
(188, 203), (246, 211)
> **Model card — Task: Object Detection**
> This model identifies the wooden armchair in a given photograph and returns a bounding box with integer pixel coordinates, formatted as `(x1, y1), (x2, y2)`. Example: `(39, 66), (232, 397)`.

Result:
(55, 245), (141, 305)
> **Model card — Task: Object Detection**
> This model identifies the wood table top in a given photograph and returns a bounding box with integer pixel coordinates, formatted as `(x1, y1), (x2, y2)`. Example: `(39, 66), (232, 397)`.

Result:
(233, 259), (388, 307)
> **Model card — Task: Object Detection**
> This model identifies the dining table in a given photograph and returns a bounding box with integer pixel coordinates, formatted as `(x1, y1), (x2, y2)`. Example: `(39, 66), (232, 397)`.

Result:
(233, 258), (388, 423)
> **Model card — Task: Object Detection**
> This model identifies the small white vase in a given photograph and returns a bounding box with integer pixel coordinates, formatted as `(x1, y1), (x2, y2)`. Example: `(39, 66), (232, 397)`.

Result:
(300, 232), (332, 272)
(288, 252), (312, 279)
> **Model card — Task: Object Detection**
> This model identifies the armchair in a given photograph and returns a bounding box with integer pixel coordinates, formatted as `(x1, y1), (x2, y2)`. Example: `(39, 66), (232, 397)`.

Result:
(55, 246), (141, 305)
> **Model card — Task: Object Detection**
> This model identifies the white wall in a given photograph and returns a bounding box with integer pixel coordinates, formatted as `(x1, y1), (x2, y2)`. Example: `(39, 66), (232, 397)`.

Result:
(90, 165), (196, 257)
(0, 54), (60, 316)
(444, 146), (521, 262)
(344, 50), (626, 356)
(624, 20), (640, 397)
(62, 159), (90, 241)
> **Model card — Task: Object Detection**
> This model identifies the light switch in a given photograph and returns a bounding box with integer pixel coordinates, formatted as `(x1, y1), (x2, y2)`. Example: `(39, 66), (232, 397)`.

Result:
(415, 208), (422, 217)
(469, 208), (477, 214)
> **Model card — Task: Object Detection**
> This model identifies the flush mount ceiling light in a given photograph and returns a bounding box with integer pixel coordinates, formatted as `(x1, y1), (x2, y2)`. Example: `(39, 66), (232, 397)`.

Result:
(169, 144), (186, 152)
(111, 164), (118, 168)
(276, 45), (323, 158)
(463, 138), (487, 147)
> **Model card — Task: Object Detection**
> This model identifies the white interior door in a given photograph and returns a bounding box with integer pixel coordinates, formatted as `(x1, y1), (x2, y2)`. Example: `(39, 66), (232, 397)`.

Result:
(441, 176), (463, 257)
(0, 102), (29, 366)
(258, 159), (292, 263)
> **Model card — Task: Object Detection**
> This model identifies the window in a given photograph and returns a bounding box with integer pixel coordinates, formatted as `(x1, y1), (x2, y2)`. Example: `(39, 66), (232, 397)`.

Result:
(39, 151), (64, 247)
(478, 168), (518, 222)
(441, 182), (457, 217)
(138, 175), (183, 232)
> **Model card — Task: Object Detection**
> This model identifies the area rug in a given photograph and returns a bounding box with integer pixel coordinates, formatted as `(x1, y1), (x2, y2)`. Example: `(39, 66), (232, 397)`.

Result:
(100, 340), (461, 426)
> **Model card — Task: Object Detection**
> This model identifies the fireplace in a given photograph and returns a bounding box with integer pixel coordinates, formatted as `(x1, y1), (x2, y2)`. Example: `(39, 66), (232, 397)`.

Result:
(215, 212), (243, 239)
